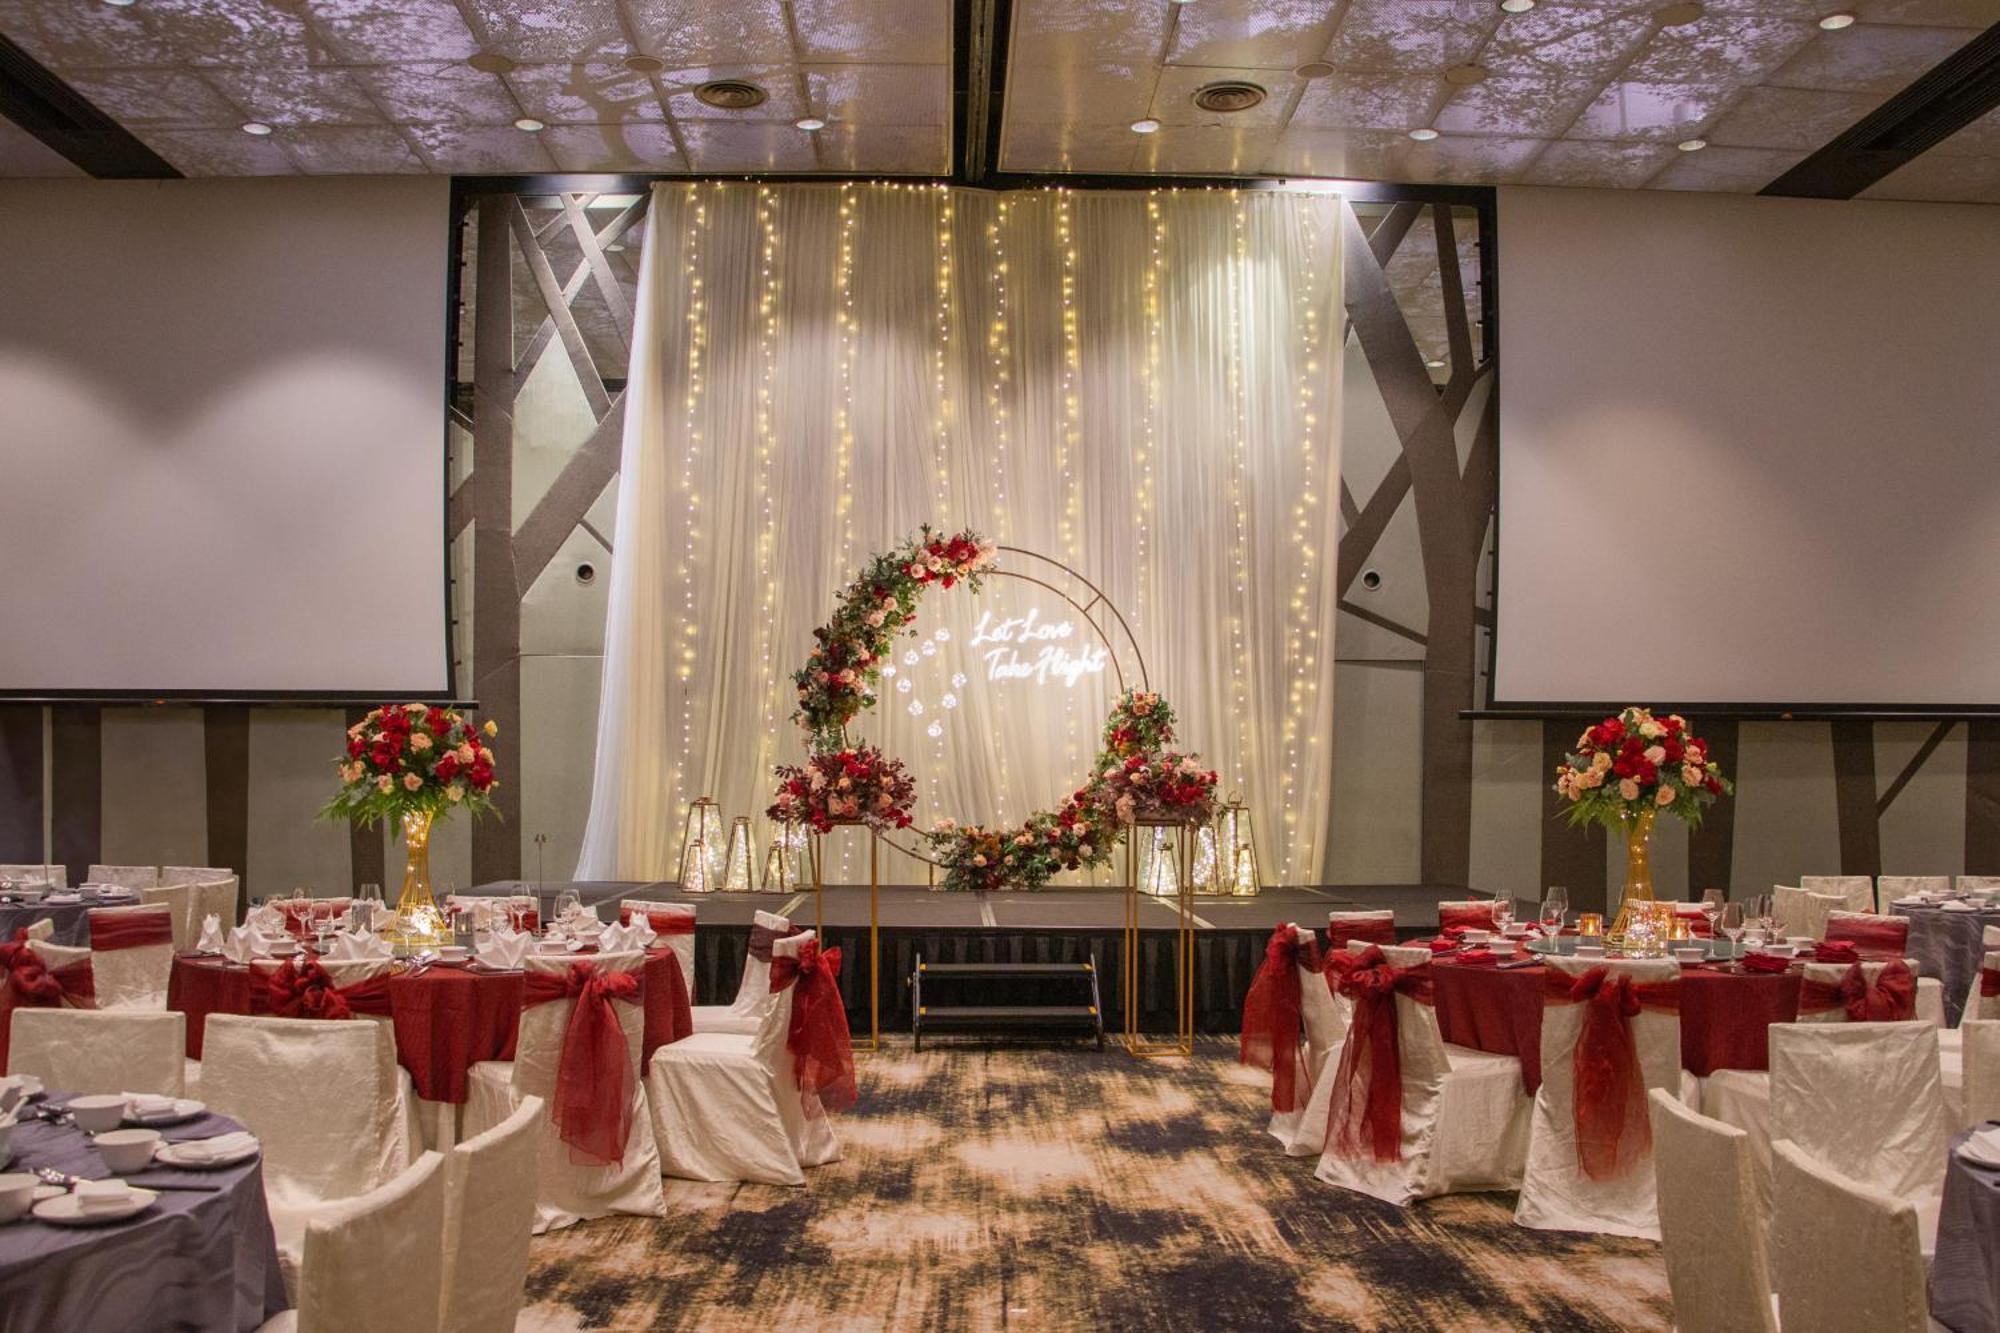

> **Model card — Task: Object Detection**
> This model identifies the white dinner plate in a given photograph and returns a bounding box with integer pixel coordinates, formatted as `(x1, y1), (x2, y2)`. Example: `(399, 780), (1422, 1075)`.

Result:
(32, 1188), (157, 1226)
(153, 1139), (259, 1171)
(1958, 1131), (2000, 1170)
(124, 1099), (205, 1128)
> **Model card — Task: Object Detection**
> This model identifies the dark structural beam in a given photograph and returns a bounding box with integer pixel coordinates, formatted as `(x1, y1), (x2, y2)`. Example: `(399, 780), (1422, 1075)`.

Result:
(0, 33), (178, 178)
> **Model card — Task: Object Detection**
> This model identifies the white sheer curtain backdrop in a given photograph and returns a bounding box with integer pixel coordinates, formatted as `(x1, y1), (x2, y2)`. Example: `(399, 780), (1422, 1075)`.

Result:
(577, 182), (1342, 885)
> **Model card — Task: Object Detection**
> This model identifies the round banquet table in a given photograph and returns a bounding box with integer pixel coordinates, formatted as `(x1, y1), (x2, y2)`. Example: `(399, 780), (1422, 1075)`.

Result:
(1429, 948), (1804, 1093)
(1931, 1126), (2000, 1333)
(1889, 901), (2000, 1025)
(0, 888), (141, 948)
(0, 1096), (288, 1333)
(167, 946), (693, 1104)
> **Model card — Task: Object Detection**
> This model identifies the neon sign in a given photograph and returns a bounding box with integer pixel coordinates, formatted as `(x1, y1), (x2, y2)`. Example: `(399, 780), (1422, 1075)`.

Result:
(969, 608), (1108, 688)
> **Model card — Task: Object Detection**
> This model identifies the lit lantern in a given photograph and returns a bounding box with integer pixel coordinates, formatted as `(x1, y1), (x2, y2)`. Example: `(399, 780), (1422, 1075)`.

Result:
(721, 816), (755, 893)
(676, 797), (726, 892)
(761, 819), (808, 892)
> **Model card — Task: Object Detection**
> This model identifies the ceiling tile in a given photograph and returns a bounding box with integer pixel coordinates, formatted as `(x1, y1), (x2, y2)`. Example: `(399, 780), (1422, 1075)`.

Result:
(0, 117), (82, 176)
(1621, 14), (1817, 84)
(1518, 137), (1679, 186)
(144, 128), (298, 176)
(459, 0), (624, 61)
(1766, 22), (1982, 93)
(281, 125), (429, 173)
(505, 61), (666, 122)
(406, 122), (560, 173)
(351, 61), (521, 124)
(541, 122), (687, 171)
(1483, 6), (1656, 82)
(1007, 0), (1171, 70)
(1167, 0), (1339, 71)
(677, 119), (823, 171)
(1395, 131), (1549, 182)
(622, 0), (795, 66)
(1432, 70), (1603, 137)
(0, 3), (164, 70)
(1003, 63), (1158, 125)
(999, 121), (1141, 173)
(1264, 125), (1418, 178)
(792, 0), (950, 63)
(1290, 71), (1444, 133)
(202, 67), (387, 127)
(306, 0), (482, 65)
(660, 65), (808, 121)
(1148, 65), (1300, 128)
(815, 123), (951, 173)
(1132, 124), (1283, 174)
(1325, 0), (1502, 75)
(1705, 84), (1882, 149)
(1862, 148), (2000, 202)
(61, 70), (244, 129)
(807, 64), (951, 125)
(1645, 143), (1802, 190)
(1570, 81), (1734, 141)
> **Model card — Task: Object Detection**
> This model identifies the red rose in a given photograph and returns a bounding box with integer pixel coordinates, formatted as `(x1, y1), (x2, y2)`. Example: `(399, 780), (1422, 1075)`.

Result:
(468, 759), (494, 789)
(347, 736), (365, 759)
(941, 574), (956, 589)
(426, 707), (451, 734)
(1704, 776), (1721, 794)
(435, 753), (459, 781)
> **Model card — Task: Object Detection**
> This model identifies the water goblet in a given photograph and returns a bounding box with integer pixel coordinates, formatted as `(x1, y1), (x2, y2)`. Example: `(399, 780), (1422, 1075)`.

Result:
(1720, 902), (1746, 960)
(1491, 896), (1514, 935)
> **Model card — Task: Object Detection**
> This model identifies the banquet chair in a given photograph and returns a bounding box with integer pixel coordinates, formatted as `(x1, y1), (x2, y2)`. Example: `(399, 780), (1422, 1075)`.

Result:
(1768, 1022), (1947, 1253)
(139, 881), (201, 952)
(1877, 875), (1950, 908)
(0, 864), (64, 887)
(1515, 955), (1684, 1240)
(1271, 924), (1347, 1156)
(1769, 1139), (1933, 1333)
(1646, 1090), (1777, 1333)
(1956, 1020), (2000, 1129)
(180, 877), (241, 933)
(0, 937), (95, 1070)
(88, 863), (158, 889)
(84, 903), (175, 1009)
(1823, 910), (1911, 959)
(1957, 875), (2000, 894)
(1436, 900), (1499, 932)
(1772, 885), (1813, 937)
(439, 1095), (543, 1333)
(649, 931), (842, 1187)
(693, 909), (797, 1036)
(462, 951), (665, 1233)
(256, 1150), (445, 1333)
(6, 1009), (185, 1096)
(1800, 873), (1877, 911)
(1670, 903), (1714, 937)
(200, 1013), (409, 1288)
(1309, 942), (1530, 1206)
(1796, 958), (1920, 1024)
(1801, 892), (1851, 941)
(1326, 910), (1396, 947)
(266, 956), (419, 1171)
(620, 899), (696, 993)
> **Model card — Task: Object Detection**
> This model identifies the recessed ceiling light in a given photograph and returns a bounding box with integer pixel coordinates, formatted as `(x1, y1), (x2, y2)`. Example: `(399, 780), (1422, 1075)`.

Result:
(1294, 61), (1336, 79)
(467, 52), (517, 74)
(1131, 118), (1162, 134)
(1425, 358), (1446, 369)
(1499, 0), (1535, 13)
(1655, 2), (1705, 25)
(622, 54), (665, 74)
(1168, 0), (1198, 5)
(795, 116), (826, 131)
(1443, 64), (1489, 86)
(1677, 137), (1707, 151)
(240, 121), (273, 136)
(1408, 127), (1440, 141)
(1818, 11), (1856, 27)
(513, 117), (545, 132)
(103, 0), (137, 7)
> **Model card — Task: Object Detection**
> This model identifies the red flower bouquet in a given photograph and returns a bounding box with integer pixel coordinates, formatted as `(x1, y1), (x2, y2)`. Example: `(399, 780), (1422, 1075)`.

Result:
(767, 745), (916, 834)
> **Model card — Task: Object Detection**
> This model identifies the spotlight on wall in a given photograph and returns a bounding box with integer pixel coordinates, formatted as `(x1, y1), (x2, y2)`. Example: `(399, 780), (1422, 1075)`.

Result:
(1361, 569), (1384, 591)
(1818, 11), (1855, 27)
(575, 562), (597, 586)
(513, 117), (546, 132)
(240, 121), (273, 136)
(1130, 118), (1162, 134)
(1407, 127), (1440, 141)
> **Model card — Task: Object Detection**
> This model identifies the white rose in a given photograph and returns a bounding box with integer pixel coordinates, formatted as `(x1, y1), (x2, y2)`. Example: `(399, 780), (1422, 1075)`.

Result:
(936, 817), (957, 833)
(1591, 752), (1612, 773)
(1639, 720), (1664, 739)
(1655, 785), (1677, 806)
(1618, 778), (1640, 801)
(1643, 745), (1666, 765)
(447, 784), (465, 803)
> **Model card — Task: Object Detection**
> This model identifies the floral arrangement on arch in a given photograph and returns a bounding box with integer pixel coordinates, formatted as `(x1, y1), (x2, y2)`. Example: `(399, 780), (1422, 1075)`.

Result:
(1553, 706), (1732, 830)
(766, 744), (917, 835)
(320, 703), (499, 826)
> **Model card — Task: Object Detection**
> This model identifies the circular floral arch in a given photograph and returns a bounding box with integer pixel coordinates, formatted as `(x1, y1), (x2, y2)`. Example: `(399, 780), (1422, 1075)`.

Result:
(768, 526), (1217, 892)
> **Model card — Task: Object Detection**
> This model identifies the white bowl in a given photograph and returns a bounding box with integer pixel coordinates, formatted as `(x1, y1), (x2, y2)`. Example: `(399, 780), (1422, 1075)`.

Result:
(1759, 943), (1798, 958)
(68, 1095), (128, 1134)
(1672, 946), (1707, 963)
(94, 1128), (162, 1174)
(437, 945), (469, 962)
(0, 1172), (35, 1223)
(1459, 929), (1490, 946)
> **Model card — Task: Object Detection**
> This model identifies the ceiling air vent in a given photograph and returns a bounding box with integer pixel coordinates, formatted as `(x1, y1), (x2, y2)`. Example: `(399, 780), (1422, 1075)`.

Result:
(1192, 81), (1266, 114)
(695, 80), (767, 110)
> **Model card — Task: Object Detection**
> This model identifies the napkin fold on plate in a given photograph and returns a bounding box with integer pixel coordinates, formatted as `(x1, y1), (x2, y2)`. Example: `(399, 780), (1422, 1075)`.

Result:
(221, 926), (275, 965)
(123, 1092), (179, 1120)
(245, 904), (286, 934)
(324, 929), (391, 962)
(170, 1131), (258, 1166)
(475, 928), (530, 970)
(194, 914), (226, 954)
(622, 914), (657, 947)
(1941, 899), (1977, 912)
(1813, 940), (1860, 963)
(74, 1179), (134, 1213)
(597, 921), (650, 954)
(1452, 949), (1501, 967)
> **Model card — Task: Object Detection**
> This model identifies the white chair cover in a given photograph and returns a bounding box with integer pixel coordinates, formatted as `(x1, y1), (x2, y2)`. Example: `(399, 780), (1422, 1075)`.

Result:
(1799, 873), (1876, 915)
(1800, 892), (1849, 941)
(439, 1095), (543, 1333)
(692, 909), (792, 1037)
(1769, 1138), (1930, 1333)
(303, 957), (417, 1173)
(138, 882), (200, 952)
(1957, 875), (2000, 894)
(84, 904), (175, 1010)
(648, 930), (840, 1186)
(1959, 1020), (2000, 1130)
(1307, 943), (1530, 1206)
(193, 878), (240, 932)
(1771, 885), (1812, 937)
(1797, 958), (1920, 1024)
(461, 950), (665, 1233)
(0, 864), (64, 887)
(1514, 955), (1682, 1240)
(159, 865), (234, 887)
(1647, 1089), (1777, 1333)
(258, 1151), (445, 1333)
(1269, 923), (1346, 1154)
(621, 898), (695, 993)
(5, 1009), (184, 1096)
(88, 864), (158, 889)
(1435, 899), (1498, 931)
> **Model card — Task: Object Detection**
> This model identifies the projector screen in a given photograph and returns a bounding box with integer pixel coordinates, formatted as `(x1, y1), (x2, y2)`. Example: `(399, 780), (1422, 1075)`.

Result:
(1493, 186), (2000, 711)
(0, 177), (450, 697)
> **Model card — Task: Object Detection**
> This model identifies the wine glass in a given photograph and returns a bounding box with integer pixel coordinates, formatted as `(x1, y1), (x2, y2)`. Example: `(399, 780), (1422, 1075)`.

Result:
(555, 888), (582, 928)
(510, 893), (537, 934)
(1719, 902), (1747, 959)
(1699, 888), (1725, 943)
(1491, 895), (1514, 935)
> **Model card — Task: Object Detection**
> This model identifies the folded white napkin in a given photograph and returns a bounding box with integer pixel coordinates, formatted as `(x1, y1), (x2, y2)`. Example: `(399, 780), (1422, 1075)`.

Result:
(221, 926), (274, 965)
(475, 928), (530, 970)
(325, 929), (391, 962)
(1960, 1127), (2000, 1168)
(171, 1131), (258, 1166)
(123, 1092), (178, 1120)
(246, 904), (286, 934)
(75, 1179), (134, 1213)
(1942, 899), (1977, 912)
(597, 921), (649, 954)
(44, 892), (80, 905)
(194, 914), (225, 953)
(23, 918), (54, 943)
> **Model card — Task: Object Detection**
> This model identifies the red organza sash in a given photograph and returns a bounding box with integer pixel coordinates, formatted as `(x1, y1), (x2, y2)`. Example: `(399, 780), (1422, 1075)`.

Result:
(1323, 947), (1434, 1163)
(1439, 904), (1497, 930)
(1328, 915), (1397, 947)
(1823, 915), (1910, 959)
(1798, 959), (1916, 1022)
(1239, 926), (1319, 1113)
(769, 941), (856, 1117)
(1544, 967), (1679, 1181)
(523, 961), (643, 1165)
(87, 908), (174, 952)
(264, 959), (393, 1021)
(0, 929), (96, 1068)
(619, 907), (694, 936)
(1982, 967), (1999, 1000)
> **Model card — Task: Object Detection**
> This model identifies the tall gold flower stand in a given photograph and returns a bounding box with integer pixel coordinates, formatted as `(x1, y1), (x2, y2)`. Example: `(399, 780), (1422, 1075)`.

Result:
(807, 822), (880, 1054)
(1122, 817), (1195, 1058)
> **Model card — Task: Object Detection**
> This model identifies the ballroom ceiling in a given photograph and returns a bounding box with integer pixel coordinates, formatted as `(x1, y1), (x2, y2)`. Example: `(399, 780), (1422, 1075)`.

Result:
(0, 0), (1995, 200)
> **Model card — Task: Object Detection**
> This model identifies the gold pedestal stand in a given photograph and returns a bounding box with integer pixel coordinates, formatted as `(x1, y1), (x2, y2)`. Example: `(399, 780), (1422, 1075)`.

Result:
(1122, 817), (1195, 1058)
(807, 822), (880, 1053)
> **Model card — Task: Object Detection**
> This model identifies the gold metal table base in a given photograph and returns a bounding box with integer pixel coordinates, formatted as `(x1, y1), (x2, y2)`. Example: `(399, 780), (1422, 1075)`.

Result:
(1122, 818), (1195, 1058)
(808, 824), (880, 1053)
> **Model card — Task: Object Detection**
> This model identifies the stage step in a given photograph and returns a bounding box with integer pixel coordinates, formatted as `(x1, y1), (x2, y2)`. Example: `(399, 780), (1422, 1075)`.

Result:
(911, 953), (1105, 1050)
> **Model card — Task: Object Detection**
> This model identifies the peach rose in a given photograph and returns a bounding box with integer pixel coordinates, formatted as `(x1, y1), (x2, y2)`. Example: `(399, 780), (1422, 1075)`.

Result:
(1618, 778), (1640, 801)
(1643, 745), (1666, 766)
(403, 773), (422, 791)
(1655, 784), (1677, 806)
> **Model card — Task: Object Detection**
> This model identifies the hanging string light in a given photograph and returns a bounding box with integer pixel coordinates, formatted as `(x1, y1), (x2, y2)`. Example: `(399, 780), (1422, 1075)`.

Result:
(1277, 202), (1330, 880)
(752, 184), (784, 790)
(669, 185), (710, 843)
(1224, 191), (1256, 806)
(986, 193), (1017, 828)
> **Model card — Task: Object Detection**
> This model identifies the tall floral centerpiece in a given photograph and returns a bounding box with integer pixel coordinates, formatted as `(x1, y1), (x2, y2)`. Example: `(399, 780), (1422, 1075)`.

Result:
(1553, 707), (1732, 945)
(321, 703), (499, 948)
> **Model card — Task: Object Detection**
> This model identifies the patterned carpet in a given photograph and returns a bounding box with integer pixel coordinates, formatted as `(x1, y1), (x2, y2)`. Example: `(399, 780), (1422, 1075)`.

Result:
(520, 1037), (1671, 1332)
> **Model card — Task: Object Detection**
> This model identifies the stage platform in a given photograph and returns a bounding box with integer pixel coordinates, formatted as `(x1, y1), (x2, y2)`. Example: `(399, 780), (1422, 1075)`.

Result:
(471, 880), (1452, 1035)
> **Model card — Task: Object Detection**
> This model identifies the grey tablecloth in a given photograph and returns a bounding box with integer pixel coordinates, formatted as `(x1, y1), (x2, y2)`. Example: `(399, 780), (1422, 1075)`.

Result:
(0, 898), (94, 946)
(1932, 1126), (2000, 1333)
(1892, 902), (2000, 1025)
(0, 1098), (289, 1332)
